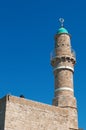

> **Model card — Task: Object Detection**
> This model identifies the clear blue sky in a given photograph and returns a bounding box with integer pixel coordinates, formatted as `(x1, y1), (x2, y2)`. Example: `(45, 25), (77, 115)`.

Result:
(0, 0), (85, 129)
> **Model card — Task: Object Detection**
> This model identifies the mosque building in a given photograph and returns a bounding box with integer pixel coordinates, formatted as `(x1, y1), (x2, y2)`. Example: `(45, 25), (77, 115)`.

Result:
(0, 18), (83, 130)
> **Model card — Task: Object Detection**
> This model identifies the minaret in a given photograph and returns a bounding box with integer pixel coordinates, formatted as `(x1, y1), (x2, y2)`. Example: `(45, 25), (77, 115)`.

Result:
(51, 18), (77, 108)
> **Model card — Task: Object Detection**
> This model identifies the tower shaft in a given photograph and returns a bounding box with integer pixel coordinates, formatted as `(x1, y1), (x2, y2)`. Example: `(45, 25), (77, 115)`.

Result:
(51, 31), (76, 108)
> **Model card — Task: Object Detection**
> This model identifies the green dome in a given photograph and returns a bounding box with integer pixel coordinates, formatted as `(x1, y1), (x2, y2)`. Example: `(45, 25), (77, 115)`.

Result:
(57, 27), (68, 34)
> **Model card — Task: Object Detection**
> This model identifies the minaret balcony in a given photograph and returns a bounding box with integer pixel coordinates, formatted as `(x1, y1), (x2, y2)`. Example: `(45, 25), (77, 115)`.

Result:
(50, 49), (76, 66)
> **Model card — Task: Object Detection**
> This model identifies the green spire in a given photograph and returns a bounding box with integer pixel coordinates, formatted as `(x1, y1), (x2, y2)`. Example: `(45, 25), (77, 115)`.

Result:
(57, 18), (69, 34)
(57, 27), (68, 34)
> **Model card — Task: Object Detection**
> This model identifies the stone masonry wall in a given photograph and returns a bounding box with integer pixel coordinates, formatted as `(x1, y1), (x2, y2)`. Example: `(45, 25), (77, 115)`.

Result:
(3, 95), (78, 130)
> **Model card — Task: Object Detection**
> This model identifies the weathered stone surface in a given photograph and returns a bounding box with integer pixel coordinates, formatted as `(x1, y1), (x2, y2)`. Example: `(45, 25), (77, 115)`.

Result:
(0, 95), (78, 130)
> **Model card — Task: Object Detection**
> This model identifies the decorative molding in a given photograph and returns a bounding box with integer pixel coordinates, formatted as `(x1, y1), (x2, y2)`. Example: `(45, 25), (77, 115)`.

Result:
(53, 65), (74, 72)
(55, 87), (73, 92)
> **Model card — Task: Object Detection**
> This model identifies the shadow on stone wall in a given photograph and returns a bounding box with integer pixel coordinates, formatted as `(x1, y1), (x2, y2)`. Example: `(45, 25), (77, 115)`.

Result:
(0, 95), (7, 130)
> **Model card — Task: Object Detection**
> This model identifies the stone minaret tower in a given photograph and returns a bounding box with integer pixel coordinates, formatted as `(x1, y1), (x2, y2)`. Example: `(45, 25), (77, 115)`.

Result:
(51, 18), (76, 107)
(51, 18), (79, 128)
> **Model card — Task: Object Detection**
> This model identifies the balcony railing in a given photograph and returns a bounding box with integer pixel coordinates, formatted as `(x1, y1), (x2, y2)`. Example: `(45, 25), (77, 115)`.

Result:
(50, 49), (56, 61)
(50, 48), (76, 61)
(71, 49), (76, 59)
